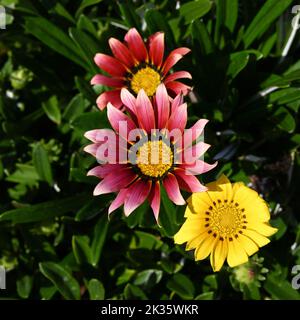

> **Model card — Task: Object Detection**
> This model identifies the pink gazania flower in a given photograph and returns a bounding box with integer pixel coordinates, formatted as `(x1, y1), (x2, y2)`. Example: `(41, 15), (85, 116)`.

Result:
(84, 84), (216, 221)
(91, 28), (192, 110)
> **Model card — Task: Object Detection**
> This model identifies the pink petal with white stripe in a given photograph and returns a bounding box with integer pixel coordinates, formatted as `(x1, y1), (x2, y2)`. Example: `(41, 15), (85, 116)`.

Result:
(136, 89), (155, 133)
(174, 168), (207, 192)
(124, 28), (148, 62)
(88, 164), (128, 178)
(107, 103), (136, 136)
(94, 53), (127, 76)
(90, 74), (124, 87)
(121, 88), (137, 114)
(96, 90), (122, 110)
(166, 81), (191, 95)
(180, 160), (218, 175)
(108, 189), (128, 214)
(84, 129), (115, 143)
(163, 173), (185, 205)
(182, 142), (211, 164)
(171, 93), (184, 113)
(162, 48), (191, 75)
(124, 179), (152, 216)
(149, 32), (164, 67)
(109, 38), (135, 67)
(167, 103), (187, 132)
(164, 71), (192, 84)
(148, 181), (161, 221)
(156, 84), (170, 128)
(93, 168), (137, 196)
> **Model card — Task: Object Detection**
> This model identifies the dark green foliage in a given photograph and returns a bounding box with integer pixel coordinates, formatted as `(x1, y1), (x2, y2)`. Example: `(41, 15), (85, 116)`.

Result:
(0, 0), (300, 300)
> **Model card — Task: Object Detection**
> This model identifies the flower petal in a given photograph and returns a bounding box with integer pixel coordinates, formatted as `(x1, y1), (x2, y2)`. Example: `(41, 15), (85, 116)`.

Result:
(210, 240), (228, 272)
(162, 47), (190, 75)
(109, 37), (135, 67)
(237, 235), (259, 256)
(91, 74), (124, 87)
(84, 129), (115, 143)
(124, 28), (148, 62)
(149, 32), (164, 67)
(174, 168), (207, 192)
(166, 81), (191, 95)
(121, 88), (137, 114)
(171, 93), (184, 113)
(87, 164), (127, 178)
(164, 71), (192, 84)
(163, 173), (185, 205)
(94, 53), (127, 76)
(180, 160), (218, 175)
(148, 181), (161, 222)
(108, 189), (128, 214)
(124, 179), (151, 216)
(167, 103), (187, 132)
(136, 89), (155, 133)
(156, 83), (170, 128)
(96, 90), (122, 110)
(174, 218), (206, 244)
(107, 102), (136, 136)
(93, 168), (137, 196)
(227, 239), (249, 268)
(195, 235), (217, 261)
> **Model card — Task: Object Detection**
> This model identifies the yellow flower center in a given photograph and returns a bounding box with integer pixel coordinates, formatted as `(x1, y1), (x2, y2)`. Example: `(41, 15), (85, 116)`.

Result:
(130, 66), (161, 96)
(204, 200), (247, 240)
(136, 140), (173, 178)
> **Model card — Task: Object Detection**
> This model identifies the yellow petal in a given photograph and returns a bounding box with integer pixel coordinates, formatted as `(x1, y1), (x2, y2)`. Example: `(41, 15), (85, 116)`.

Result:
(206, 174), (233, 203)
(174, 219), (205, 244)
(195, 235), (216, 261)
(237, 234), (259, 256)
(186, 231), (208, 250)
(187, 192), (212, 213)
(210, 240), (228, 272)
(243, 229), (270, 247)
(233, 186), (270, 222)
(248, 222), (278, 237)
(227, 239), (249, 268)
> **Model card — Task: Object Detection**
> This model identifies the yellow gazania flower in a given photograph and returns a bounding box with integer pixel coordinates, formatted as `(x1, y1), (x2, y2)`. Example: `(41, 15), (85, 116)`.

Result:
(174, 175), (277, 272)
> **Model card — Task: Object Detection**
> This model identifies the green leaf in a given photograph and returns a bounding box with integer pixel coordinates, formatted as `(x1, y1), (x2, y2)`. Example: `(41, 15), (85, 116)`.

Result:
(272, 107), (296, 133)
(195, 292), (214, 300)
(180, 0), (212, 25)
(75, 198), (103, 221)
(227, 52), (250, 79)
(72, 235), (92, 265)
(75, 76), (97, 103)
(71, 111), (109, 131)
(133, 269), (163, 288)
(63, 94), (90, 123)
(91, 214), (109, 267)
(159, 186), (179, 237)
(6, 164), (39, 186)
(0, 194), (88, 223)
(17, 275), (33, 299)
(144, 10), (175, 48)
(76, 0), (104, 17)
(264, 273), (300, 300)
(39, 262), (81, 300)
(25, 17), (89, 70)
(192, 20), (214, 55)
(87, 279), (105, 300)
(124, 283), (148, 300)
(32, 143), (54, 186)
(167, 273), (195, 299)
(118, 2), (140, 28)
(42, 96), (61, 125)
(243, 0), (293, 48)
(69, 28), (101, 74)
